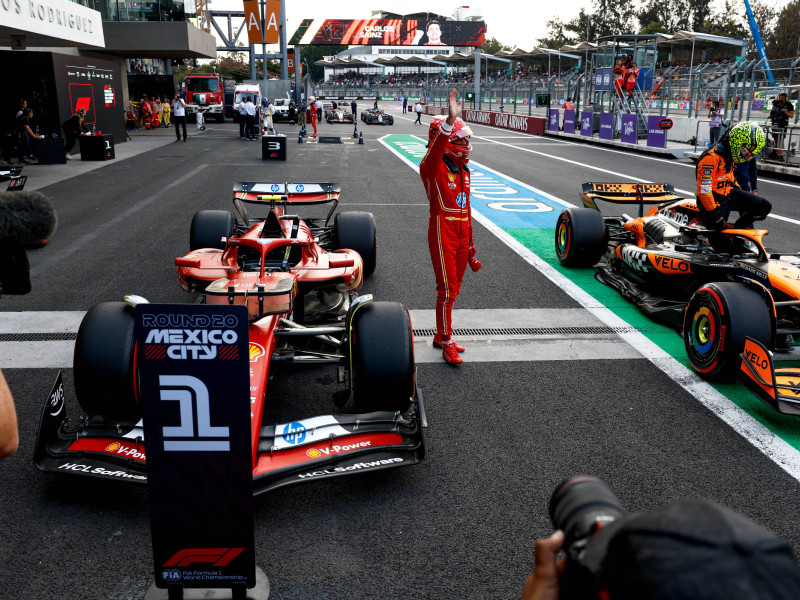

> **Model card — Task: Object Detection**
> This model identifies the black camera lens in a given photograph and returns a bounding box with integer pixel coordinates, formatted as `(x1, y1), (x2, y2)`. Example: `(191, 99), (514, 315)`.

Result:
(549, 476), (627, 564)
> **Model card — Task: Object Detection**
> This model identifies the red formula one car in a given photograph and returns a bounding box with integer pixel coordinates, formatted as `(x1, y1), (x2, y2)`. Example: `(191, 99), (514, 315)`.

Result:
(35, 182), (425, 494)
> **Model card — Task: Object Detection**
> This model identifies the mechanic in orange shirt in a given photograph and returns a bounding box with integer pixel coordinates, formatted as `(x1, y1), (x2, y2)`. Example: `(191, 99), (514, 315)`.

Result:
(307, 95), (317, 138)
(419, 89), (481, 365)
(695, 121), (770, 231)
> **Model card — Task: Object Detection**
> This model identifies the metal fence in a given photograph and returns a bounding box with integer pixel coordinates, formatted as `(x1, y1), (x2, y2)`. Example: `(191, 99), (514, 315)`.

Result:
(315, 55), (800, 125)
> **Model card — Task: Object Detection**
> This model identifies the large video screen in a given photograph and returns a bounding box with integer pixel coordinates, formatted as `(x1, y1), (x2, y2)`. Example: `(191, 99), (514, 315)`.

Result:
(52, 53), (125, 144)
(290, 19), (486, 46)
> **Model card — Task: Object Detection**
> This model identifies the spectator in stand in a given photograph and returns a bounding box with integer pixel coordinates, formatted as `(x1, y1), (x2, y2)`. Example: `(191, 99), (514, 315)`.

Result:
(61, 107), (89, 160)
(17, 108), (44, 164)
(172, 91), (187, 142)
(625, 62), (639, 98)
(708, 100), (724, 145)
(769, 92), (795, 160)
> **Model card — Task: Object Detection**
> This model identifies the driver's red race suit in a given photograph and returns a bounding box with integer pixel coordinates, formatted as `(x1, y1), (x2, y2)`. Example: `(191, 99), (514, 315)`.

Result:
(420, 121), (473, 341)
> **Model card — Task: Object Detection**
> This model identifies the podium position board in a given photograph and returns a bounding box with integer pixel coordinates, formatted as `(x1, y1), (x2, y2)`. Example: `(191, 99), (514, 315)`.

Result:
(78, 134), (115, 161)
(261, 135), (287, 160)
(136, 304), (255, 593)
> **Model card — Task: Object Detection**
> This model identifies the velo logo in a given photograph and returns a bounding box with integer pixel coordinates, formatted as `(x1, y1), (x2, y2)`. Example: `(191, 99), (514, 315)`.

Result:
(159, 375), (230, 451)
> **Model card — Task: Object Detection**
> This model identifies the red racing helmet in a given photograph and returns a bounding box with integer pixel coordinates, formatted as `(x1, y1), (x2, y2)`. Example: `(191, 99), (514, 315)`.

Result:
(429, 115), (473, 163)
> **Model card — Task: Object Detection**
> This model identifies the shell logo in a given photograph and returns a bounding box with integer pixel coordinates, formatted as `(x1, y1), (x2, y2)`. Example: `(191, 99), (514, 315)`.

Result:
(306, 448), (322, 458)
(106, 442), (121, 452)
(249, 343), (265, 362)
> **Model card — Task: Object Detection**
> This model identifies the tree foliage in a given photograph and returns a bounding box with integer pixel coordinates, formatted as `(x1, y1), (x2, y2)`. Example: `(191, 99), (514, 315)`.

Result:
(300, 45), (348, 80)
(483, 37), (513, 54)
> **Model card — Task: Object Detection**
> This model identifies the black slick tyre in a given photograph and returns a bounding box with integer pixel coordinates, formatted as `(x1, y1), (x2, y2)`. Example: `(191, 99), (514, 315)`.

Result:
(73, 302), (139, 419)
(683, 282), (771, 380)
(555, 208), (606, 267)
(350, 302), (414, 413)
(334, 211), (377, 275)
(189, 210), (235, 250)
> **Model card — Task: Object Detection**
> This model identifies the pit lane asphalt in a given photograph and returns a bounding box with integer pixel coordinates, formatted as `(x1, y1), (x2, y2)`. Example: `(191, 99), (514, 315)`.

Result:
(3, 104), (800, 600)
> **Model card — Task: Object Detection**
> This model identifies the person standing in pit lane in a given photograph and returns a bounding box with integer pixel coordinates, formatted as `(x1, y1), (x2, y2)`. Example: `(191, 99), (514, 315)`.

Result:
(419, 88), (481, 365)
(307, 96), (318, 138)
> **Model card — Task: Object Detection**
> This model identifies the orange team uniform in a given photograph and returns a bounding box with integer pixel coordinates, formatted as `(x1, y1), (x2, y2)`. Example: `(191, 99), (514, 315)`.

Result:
(625, 67), (639, 95)
(564, 100), (575, 111)
(613, 65), (625, 95)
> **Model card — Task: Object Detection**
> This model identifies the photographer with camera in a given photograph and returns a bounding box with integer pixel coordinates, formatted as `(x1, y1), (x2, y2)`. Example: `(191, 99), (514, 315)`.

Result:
(522, 477), (800, 600)
(769, 92), (794, 160)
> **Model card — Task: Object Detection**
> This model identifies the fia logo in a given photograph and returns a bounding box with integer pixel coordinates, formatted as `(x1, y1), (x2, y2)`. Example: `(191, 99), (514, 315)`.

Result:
(159, 376), (230, 451)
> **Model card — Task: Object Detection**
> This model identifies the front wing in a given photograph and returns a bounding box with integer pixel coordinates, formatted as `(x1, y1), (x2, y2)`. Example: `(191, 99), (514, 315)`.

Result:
(35, 372), (426, 494)
(740, 338), (800, 416)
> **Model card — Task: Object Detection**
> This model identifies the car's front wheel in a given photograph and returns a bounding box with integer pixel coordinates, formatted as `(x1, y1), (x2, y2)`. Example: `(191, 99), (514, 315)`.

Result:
(683, 282), (772, 380)
(350, 301), (414, 413)
(73, 302), (139, 420)
(555, 208), (606, 267)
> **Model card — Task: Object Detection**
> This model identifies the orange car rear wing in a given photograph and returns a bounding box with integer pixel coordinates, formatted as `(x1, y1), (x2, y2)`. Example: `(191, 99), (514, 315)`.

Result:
(581, 182), (684, 217)
(739, 337), (800, 417)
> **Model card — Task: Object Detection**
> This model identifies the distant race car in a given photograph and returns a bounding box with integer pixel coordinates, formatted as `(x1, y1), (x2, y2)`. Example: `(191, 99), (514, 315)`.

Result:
(555, 182), (800, 415)
(0, 163), (26, 191)
(325, 106), (354, 124)
(361, 108), (394, 125)
(35, 182), (425, 494)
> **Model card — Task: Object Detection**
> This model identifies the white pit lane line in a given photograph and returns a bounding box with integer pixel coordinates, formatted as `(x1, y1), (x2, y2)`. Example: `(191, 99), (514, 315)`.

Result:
(379, 133), (800, 482)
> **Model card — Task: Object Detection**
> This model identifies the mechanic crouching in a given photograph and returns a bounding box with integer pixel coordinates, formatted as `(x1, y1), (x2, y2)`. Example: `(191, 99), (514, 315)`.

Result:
(695, 121), (771, 240)
(419, 89), (481, 365)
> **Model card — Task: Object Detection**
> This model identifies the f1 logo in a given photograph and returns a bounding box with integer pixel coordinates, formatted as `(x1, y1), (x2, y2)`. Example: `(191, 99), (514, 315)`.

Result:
(163, 547), (244, 567)
(159, 375), (230, 451)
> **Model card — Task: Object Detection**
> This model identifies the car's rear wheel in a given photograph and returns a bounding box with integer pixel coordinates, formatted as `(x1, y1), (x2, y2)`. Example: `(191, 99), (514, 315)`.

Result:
(334, 211), (377, 275)
(190, 210), (235, 250)
(683, 282), (771, 380)
(555, 208), (606, 267)
(74, 302), (139, 420)
(350, 302), (414, 413)
(388, 116), (394, 125)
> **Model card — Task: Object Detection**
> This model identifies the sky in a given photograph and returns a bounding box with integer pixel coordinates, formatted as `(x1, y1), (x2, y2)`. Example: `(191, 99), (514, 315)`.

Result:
(206, 0), (590, 50)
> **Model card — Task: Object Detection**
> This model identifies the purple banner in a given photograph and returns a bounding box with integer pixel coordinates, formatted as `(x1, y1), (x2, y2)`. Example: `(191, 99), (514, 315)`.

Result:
(599, 113), (614, 140)
(620, 115), (637, 144)
(549, 109), (560, 132)
(563, 110), (575, 134)
(752, 99), (765, 111)
(646, 115), (666, 148)
(580, 111), (593, 137)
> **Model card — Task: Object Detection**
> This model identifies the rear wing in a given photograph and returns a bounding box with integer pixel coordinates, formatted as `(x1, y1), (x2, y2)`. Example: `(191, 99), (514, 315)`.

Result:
(580, 182), (684, 217)
(233, 182), (341, 204)
(739, 337), (800, 417)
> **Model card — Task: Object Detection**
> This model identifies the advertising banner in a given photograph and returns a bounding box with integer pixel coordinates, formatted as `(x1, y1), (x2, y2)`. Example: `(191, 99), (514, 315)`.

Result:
(595, 68), (611, 92)
(646, 115), (667, 148)
(243, 0), (280, 44)
(549, 109), (559, 132)
(579, 111), (593, 137)
(599, 113), (614, 140)
(52, 53), (125, 144)
(289, 18), (486, 46)
(620, 114), (638, 144)
(137, 304), (255, 591)
(563, 109), (575, 134)
(422, 106), (545, 135)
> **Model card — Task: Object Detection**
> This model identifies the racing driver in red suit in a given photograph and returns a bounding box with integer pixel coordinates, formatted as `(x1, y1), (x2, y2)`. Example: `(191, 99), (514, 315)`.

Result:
(420, 89), (481, 365)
